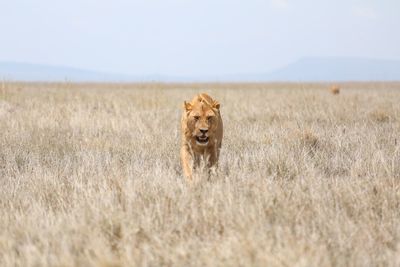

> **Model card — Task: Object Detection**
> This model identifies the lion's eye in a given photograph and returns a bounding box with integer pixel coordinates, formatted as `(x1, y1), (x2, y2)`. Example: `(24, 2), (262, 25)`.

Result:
(207, 116), (212, 121)
(193, 116), (200, 120)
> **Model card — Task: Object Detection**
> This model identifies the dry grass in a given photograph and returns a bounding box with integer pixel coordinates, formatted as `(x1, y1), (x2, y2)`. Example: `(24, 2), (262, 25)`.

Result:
(0, 82), (400, 267)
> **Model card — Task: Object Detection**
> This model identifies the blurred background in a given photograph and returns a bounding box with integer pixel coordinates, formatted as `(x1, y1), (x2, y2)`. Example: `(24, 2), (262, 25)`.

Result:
(1, 0), (399, 81)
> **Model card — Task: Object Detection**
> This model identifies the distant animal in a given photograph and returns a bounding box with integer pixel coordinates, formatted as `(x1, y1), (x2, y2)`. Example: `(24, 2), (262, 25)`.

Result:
(330, 85), (340, 95)
(180, 93), (223, 181)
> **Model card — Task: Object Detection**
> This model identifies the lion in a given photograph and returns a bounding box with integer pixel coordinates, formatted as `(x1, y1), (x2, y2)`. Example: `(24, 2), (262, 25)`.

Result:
(330, 85), (340, 95)
(180, 93), (223, 180)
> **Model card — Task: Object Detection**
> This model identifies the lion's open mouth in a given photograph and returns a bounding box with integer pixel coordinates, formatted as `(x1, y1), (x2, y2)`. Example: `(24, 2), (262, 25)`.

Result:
(196, 136), (209, 146)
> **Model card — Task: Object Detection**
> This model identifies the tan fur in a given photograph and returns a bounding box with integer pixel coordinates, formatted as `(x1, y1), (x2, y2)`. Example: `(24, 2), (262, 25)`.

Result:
(330, 85), (340, 95)
(180, 93), (223, 181)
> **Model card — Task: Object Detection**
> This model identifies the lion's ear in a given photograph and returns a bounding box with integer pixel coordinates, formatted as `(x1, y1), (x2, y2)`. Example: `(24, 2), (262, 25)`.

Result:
(183, 101), (192, 111)
(213, 101), (220, 110)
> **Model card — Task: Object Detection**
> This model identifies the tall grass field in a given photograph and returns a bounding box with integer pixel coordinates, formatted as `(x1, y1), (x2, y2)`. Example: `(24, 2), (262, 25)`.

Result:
(0, 82), (399, 266)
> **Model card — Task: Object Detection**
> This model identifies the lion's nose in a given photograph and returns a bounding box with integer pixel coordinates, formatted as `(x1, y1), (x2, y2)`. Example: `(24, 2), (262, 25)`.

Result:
(200, 128), (208, 134)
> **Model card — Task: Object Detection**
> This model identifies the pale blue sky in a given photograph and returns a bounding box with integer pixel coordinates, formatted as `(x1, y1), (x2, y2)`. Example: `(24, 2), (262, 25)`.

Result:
(1, 0), (399, 76)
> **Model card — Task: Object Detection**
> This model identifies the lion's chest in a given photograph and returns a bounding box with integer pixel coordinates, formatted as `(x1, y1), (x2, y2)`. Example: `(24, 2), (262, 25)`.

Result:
(189, 140), (214, 154)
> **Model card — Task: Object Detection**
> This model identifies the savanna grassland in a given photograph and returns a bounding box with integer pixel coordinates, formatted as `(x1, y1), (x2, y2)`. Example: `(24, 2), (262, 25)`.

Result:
(0, 82), (400, 267)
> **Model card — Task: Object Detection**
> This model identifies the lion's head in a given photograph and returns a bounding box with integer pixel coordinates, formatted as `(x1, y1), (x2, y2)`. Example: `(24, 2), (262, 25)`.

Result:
(183, 93), (221, 146)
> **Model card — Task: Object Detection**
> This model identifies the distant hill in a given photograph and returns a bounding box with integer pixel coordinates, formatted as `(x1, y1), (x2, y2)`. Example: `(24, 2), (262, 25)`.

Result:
(1, 57), (400, 82)
(0, 62), (150, 82)
(260, 57), (400, 82)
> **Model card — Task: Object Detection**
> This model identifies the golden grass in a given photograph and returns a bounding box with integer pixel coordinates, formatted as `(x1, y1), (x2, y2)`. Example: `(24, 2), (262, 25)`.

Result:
(0, 82), (400, 266)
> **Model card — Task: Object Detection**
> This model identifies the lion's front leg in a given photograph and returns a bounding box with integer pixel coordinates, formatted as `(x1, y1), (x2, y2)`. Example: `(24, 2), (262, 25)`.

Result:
(180, 145), (194, 181)
(207, 147), (219, 175)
